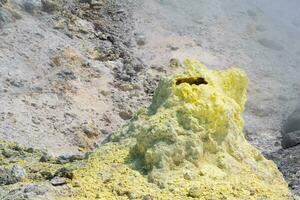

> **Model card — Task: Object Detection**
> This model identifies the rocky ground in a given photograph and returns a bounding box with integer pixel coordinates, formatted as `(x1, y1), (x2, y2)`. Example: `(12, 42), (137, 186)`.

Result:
(0, 0), (299, 199)
(0, 0), (157, 198)
(0, 0), (156, 156)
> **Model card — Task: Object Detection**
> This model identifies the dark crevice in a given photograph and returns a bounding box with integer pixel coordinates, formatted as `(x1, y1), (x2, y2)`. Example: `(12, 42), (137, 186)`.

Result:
(176, 77), (207, 86)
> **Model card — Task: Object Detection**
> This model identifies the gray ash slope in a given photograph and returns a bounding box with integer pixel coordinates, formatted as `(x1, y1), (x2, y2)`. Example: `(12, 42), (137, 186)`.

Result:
(0, 0), (154, 157)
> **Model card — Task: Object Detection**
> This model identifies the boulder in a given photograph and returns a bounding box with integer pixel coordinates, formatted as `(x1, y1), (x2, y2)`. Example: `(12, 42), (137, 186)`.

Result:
(282, 107), (300, 148)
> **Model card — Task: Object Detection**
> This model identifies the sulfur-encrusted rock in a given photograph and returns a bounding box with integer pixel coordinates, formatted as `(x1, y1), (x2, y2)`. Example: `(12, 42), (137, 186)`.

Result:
(61, 60), (292, 200)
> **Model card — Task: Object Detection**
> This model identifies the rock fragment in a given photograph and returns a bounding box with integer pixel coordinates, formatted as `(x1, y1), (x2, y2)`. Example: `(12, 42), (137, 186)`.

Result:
(21, 0), (41, 13)
(50, 176), (67, 186)
(143, 194), (153, 200)
(0, 165), (26, 185)
(282, 107), (300, 148)
(169, 58), (181, 68)
(119, 110), (133, 120)
(188, 186), (201, 198)
(41, 0), (59, 13)
(39, 153), (51, 162)
(54, 167), (74, 179)
(282, 130), (300, 148)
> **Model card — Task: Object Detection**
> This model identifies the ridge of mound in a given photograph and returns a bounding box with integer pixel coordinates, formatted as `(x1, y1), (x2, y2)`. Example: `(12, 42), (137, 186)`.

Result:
(62, 60), (291, 200)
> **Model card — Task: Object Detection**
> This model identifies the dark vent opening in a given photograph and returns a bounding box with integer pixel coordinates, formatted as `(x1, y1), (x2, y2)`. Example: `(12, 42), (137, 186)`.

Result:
(176, 77), (208, 86)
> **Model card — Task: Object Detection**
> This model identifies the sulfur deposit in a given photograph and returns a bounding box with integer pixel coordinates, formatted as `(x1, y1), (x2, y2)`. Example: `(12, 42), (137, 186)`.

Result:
(62, 60), (291, 200)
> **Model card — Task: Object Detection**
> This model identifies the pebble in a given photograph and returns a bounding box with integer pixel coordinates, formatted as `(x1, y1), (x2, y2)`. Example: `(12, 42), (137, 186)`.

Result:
(12, 165), (26, 180)
(69, 154), (85, 162)
(50, 176), (67, 186)
(40, 171), (53, 180)
(54, 167), (74, 179)
(0, 165), (26, 185)
(21, 0), (41, 14)
(39, 153), (51, 162)
(0, 7), (15, 27)
(25, 147), (34, 153)
(82, 125), (98, 138)
(188, 186), (202, 198)
(167, 45), (179, 51)
(41, 0), (59, 13)
(57, 69), (76, 80)
(24, 184), (47, 195)
(143, 194), (153, 200)
(119, 110), (133, 120)
(169, 58), (181, 68)
(136, 35), (146, 46)
(101, 172), (112, 183)
(2, 149), (16, 158)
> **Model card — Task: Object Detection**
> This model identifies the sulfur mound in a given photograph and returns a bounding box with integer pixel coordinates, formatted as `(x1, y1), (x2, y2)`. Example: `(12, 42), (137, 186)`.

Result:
(63, 60), (292, 200)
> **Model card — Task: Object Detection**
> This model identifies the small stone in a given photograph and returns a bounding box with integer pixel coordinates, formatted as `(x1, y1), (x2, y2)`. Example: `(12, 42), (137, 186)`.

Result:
(11, 165), (26, 181)
(0, 168), (19, 185)
(69, 154), (85, 162)
(188, 186), (202, 198)
(100, 129), (110, 135)
(22, 0), (41, 14)
(54, 167), (74, 179)
(40, 171), (53, 180)
(101, 172), (112, 183)
(53, 19), (65, 29)
(183, 172), (192, 180)
(100, 90), (110, 96)
(57, 153), (85, 163)
(12, 145), (23, 152)
(32, 116), (41, 125)
(82, 126), (98, 138)
(24, 184), (47, 195)
(39, 154), (51, 162)
(143, 194), (153, 200)
(90, 0), (102, 6)
(0, 0), (7, 7)
(2, 149), (15, 158)
(58, 153), (72, 160)
(126, 192), (136, 199)
(73, 181), (81, 187)
(57, 69), (76, 80)
(167, 45), (179, 51)
(119, 111), (133, 120)
(117, 83), (134, 91)
(25, 147), (34, 153)
(249, 189), (255, 196)
(41, 0), (59, 13)
(169, 58), (181, 68)
(50, 176), (66, 186)
(136, 36), (146, 46)
(0, 8), (15, 27)
(79, 0), (91, 3)
(107, 35), (115, 44)
(7, 78), (24, 87)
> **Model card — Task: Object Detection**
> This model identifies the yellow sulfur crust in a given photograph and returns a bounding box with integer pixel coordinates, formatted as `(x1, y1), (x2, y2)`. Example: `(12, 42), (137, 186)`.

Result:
(60, 60), (292, 200)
